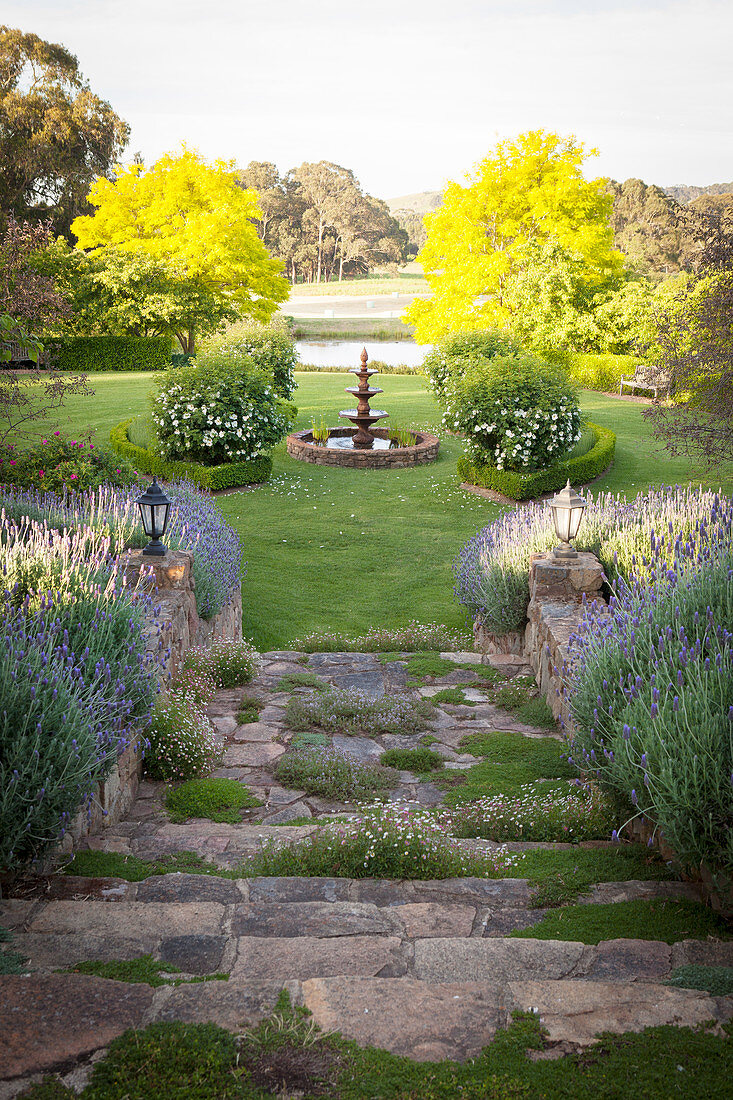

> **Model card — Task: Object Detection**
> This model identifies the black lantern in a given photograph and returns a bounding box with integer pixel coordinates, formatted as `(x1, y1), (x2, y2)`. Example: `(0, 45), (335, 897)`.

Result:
(549, 480), (586, 559)
(136, 477), (172, 556)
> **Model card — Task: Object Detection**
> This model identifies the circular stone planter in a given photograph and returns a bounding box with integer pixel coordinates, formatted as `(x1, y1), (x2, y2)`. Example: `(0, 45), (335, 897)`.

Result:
(287, 427), (440, 468)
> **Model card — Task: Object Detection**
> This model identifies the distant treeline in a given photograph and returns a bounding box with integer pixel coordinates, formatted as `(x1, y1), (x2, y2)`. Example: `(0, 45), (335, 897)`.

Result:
(389, 181), (733, 278)
(238, 161), (408, 285)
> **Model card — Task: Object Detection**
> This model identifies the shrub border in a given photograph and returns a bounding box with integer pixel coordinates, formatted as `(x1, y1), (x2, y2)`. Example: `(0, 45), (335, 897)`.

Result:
(44, 335), (171, 372)
(110, 419), (272, 490)
(456, 421), (615, 501)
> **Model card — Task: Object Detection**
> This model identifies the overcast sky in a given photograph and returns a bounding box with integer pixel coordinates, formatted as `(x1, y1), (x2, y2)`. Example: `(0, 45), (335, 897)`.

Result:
(7, 0), (733, 200)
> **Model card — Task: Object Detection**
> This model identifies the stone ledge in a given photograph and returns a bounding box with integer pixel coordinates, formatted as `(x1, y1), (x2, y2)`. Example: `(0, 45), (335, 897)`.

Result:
(286, 427), (440, 468)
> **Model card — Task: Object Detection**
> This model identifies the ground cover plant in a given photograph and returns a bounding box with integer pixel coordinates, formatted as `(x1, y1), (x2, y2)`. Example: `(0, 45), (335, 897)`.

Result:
(164, 778), (261, 823)
(62, 849), (234, 880)
(60, 956), (229, 987)
(274, 746), (398, 801)
(0, 518), (156, 874)
(512, 845), (676, 906)
(276, 670), (327, 692)
(567, 492), (733, 898)
(0, 926), (28, 975)
(292, 622), (472, 653)
(5, 371), (732, 649)
(244, 803), (518, 880)
(236, 695), (264, 724)
(664, 966), (733, 996)
(429, 686), (476, 705)
(512, 898), (733, 944)
(380, 746), (444, 771)
(435, 727), (575, 807)
(444, 782), (618, 844)
(16, 998), (733, 1100)
(286, 687), (434, 736)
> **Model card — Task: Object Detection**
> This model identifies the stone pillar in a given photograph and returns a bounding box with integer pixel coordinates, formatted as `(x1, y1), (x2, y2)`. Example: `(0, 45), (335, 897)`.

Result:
(525, 551), (606, 727)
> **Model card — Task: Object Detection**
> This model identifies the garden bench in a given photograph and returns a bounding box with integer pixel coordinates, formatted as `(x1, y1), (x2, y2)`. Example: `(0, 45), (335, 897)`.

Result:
(618, 366), (659, 398)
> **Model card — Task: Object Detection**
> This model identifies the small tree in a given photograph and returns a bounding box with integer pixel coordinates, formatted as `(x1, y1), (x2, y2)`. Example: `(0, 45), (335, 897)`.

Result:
(643, 208), (733, 464)
(72, 148), (289, 352)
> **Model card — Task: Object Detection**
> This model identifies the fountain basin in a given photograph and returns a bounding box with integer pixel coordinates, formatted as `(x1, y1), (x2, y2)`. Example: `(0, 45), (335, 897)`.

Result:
(286, 427), (440, 468)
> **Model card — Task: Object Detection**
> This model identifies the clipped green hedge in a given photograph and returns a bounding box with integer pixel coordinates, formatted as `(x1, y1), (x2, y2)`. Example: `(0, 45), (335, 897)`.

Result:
(46, 336), (171, 373)
(457, 421), (615, 500)
(110, 420), (272, 490)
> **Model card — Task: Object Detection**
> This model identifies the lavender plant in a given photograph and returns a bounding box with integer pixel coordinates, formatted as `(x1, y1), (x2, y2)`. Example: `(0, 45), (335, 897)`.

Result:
(567, 494), (733, 890)
(0, 477), (243, 620)
(455, 485), (729, 633)
(286, 688), (434, 737)
(0, 518), (157, 873)
(275, 746), (398, 801)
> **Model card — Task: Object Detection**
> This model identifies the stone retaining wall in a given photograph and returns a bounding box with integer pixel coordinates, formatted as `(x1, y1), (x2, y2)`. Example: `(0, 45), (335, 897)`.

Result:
(61, 550), (241, 851)
(287, 428), (440, 468)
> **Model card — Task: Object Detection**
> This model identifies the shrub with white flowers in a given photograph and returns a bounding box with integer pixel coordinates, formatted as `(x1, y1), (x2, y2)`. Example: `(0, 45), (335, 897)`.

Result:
(198, 321), (299, 399)
(144, 691), (222, 781)
(444, 352), (581, 471)
(151, 352), (296, 466)
(423, 330), (523, 407)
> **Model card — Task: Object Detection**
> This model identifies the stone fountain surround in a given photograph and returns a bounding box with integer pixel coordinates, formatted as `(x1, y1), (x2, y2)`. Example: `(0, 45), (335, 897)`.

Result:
(286, 426), (440, 468)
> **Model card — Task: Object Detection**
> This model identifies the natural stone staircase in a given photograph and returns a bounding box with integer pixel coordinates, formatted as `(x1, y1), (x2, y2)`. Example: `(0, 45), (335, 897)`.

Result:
(1, 650), (731, 1092)
(2, 872), (731, 1081)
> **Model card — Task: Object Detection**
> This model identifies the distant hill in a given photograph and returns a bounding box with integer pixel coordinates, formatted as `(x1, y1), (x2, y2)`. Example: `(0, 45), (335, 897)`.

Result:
(387, 191), (443, 215)
(662, 182), (733, 204)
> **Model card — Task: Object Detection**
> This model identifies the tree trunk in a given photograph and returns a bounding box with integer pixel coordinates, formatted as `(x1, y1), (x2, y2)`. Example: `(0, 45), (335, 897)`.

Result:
(316, 214), (324, 284)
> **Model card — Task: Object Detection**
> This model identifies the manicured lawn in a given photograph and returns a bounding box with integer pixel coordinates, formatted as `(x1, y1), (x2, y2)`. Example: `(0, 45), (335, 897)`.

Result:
(7, 372), (733, 649)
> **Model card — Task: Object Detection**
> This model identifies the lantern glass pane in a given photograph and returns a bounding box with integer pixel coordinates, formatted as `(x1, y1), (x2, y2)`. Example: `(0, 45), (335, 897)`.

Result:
(139, 503), (154, 537)
(150, 503), (164, 539)
(568, 507), (584, 540)
(554, 506), (572, 543)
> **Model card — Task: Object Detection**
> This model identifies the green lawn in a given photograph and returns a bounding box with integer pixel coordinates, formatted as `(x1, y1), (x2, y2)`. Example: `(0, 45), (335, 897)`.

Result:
(7, 372), (733, 650)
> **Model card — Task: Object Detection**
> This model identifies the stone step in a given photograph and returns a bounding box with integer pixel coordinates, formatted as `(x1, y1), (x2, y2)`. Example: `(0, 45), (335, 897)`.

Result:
(2, 967), (728, 1083)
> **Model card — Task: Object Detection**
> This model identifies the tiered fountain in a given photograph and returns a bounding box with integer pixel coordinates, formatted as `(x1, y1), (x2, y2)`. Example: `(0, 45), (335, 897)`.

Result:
(340, 348), (389, 448)
(286, 348), (440, 469)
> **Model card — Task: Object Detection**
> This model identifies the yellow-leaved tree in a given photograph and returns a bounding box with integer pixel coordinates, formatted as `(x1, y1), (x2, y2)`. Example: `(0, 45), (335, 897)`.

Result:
(72, 148), (289, 351)
(405, 131), (624, 346)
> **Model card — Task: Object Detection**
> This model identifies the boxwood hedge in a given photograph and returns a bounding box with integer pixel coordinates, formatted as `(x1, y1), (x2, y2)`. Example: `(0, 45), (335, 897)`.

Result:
(457, 421), (615, 500)
(45, 335), (171, 372)
(110, 419), (271, 490)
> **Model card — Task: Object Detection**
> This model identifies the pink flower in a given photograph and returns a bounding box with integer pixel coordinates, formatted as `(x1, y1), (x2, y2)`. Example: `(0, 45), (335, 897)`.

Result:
(9, 460), (16, 466)
(54, 431), (60, 436)
(38, 470), (44, 477)
(42, 439), (48, 444)
(70, 473), (78, 479)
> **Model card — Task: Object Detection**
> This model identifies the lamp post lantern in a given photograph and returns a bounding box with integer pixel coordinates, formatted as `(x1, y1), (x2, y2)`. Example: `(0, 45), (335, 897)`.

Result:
(136, 477), (172, 556)
(549, 480), (586, 559)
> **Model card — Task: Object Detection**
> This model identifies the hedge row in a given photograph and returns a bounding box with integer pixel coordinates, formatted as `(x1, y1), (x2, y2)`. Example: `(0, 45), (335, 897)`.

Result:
(45, 336), (171, 372)
(457, 422), (616, 501)
(110, 420), (272, 490)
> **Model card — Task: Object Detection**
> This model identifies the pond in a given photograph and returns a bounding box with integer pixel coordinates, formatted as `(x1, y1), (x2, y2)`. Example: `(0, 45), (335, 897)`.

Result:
(296, 339), (431, 370)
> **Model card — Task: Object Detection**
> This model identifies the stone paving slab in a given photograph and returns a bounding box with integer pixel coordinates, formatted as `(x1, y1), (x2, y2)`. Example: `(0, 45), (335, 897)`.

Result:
(28, 901), (226, 937)
(153, 979), (303, 1030)
(230, 901), (403, 938)
(0, 974), (154, 1080)
(301, 977), (503, 1061)
(506, 979), (733, 1045)
(11, 932), (160, 970)
(413, 938), (586, 982)
(222, 742), (285, 767)
(232, 935), (406, 980)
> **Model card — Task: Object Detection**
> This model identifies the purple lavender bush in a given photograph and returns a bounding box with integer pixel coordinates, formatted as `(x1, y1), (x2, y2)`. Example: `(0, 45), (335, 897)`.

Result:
(566, 493), (733, 894)
(0, 517), (157, 874)
(0, 478), (243, 620)
(455, 485), (726, 634)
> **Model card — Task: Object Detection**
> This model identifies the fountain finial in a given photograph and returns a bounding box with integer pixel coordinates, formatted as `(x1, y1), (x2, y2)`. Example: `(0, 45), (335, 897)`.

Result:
(360, 347), (368, 366)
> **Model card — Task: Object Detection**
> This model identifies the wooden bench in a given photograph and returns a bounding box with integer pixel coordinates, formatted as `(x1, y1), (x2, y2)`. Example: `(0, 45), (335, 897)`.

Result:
(619, 367), (659, 398)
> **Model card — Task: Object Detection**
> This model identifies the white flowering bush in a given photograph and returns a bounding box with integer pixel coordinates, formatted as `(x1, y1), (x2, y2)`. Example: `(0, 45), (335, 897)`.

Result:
(183, 638), (262, 688)
(442, 353), (581, 471)
(198, 321), (299, 399)
(152, 353), (296, 465)
(145, 691), (222, 781)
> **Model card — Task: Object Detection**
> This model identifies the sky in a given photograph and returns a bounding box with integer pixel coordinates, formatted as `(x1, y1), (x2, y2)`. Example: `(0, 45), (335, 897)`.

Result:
(7, 0), (733, 201)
